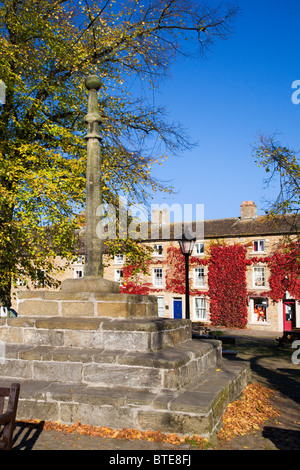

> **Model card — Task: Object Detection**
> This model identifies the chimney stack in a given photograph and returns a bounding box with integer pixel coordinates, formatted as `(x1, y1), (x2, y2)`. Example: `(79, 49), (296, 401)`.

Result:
(240, 201), (257, 220)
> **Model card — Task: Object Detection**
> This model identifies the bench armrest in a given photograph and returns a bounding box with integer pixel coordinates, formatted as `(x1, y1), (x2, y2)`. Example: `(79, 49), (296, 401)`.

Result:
(0, 411), (12, 425)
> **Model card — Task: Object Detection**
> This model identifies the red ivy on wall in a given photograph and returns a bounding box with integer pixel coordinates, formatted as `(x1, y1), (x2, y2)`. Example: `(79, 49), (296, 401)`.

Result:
(120, 265), (151, 295)
(121, 239), (300, 328)
(165, 246), (208, 296)
(267, 241), (300, 302)
(208, 244), (248, 328)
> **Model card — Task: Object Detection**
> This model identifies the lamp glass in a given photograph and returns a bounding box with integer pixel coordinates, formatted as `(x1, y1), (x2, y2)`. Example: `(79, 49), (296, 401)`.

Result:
(178, 235), (196, 256)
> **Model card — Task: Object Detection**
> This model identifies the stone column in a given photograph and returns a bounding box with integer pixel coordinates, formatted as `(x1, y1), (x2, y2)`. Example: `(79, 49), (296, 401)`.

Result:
(84, 75), (103, 278)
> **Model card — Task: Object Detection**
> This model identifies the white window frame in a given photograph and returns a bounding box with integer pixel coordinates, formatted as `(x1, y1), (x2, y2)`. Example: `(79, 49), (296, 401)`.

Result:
(74, 255), (84, 265)
(194, 242), (204, 255)
(74, 268), (83, 279)
(194, 297), (207, 321)
(253, 266), (266, 288)
(114, 254), (124, 265)
(115, 269), (123, 284)
(253, 240), (265, 253)
(157, 296), (165, 317)
(35, 269), (45, 287)
(153, 268), (163, 287)
(153, 244), (163, 256)
(194, 267), (205, 287)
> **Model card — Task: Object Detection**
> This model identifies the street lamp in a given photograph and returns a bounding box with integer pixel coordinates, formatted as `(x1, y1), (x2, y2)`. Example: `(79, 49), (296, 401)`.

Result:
(178, 233), (196, 320)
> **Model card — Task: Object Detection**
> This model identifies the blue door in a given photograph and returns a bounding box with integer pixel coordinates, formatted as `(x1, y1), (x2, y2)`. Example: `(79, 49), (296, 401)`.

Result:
(173, 299), (182, 319)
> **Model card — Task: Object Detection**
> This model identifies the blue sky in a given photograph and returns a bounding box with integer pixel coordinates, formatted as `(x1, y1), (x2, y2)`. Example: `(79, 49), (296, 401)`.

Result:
(146, 0), (300, 222)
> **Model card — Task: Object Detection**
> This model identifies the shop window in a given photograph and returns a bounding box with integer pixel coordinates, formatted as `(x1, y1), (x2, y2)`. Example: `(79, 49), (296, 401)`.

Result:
(194, 297), (207, 320)
(253, 267), (266, 287)
(252, 297), (268, 323)
(153, 268), (163, 287)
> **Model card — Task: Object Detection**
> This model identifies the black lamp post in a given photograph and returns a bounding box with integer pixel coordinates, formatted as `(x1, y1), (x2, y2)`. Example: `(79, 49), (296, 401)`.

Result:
(178, 234), (196, 319)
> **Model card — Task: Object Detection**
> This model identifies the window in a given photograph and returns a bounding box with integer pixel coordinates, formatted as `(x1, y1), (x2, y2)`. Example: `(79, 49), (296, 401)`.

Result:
(253, 267), (266, 287)
(153, 245), (163, 256)
(157, 296), (165, 317)
(153, 268), (163, 287)
(252, 297), (268, 323)
(35, 269), (45, 287)
(115, 269), (123, 284)
(194, 242), (204, 255)
(114, 254), (124, 265)
(74, 255), (84, 264)
(17, 272), (26, 286)
(194, 297), (207, 320)
(74, 269), (83, 278)
(253, 240), (265, 253)
(194, 267), (205, 287)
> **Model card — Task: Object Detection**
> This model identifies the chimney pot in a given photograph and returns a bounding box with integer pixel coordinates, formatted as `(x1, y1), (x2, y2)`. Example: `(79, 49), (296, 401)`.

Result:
(240, 201), (257, 220)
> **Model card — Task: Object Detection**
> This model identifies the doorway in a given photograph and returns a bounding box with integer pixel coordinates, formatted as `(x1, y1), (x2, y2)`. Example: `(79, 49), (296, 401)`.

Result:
(173, 298), (182, 319)
(283, 300), (296, 331)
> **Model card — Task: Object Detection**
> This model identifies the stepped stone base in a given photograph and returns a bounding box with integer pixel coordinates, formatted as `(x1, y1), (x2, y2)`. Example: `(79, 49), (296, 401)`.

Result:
(0, 281), (250, 437)
(0, 359), (249, 437)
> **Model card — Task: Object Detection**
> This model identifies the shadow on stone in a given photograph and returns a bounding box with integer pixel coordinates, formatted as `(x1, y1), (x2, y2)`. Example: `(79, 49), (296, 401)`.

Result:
(10, 421), (45, 450)
(262, 426), (300, 450)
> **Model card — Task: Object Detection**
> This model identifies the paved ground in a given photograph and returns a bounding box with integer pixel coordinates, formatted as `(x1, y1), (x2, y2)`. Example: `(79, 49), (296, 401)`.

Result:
(8, 328), (300, 452)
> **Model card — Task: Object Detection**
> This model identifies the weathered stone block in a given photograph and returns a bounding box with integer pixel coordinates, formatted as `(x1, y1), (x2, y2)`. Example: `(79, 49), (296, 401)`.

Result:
(62, 301), (94, 317)
(0, 326), (23, 343)
(1, 359), (32, 379)
(23, 328), (64, 347)
(61, 277), (120, 293)
(83, 363), (162, 389)
(33, 361), (82, 383)
(60, 402), (136, 429)
(17, 400), (59, 422)
(137, 409), (213, 436)
(97, 301), (129, 317)
(64, 330), (99, 349)
(35, 317), (101, 331)
(18, 300), (59, 316)
(102, 330), (150, 351)
(44, 291), (91, 301)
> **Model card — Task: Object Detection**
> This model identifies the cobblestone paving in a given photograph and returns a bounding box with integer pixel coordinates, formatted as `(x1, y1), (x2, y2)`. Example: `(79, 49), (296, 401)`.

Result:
(9, 329), (300, 451)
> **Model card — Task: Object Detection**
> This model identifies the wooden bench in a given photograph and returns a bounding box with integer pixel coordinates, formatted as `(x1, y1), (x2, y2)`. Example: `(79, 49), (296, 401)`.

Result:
(0, 383), (20, 450)
(277, 329), (300, 347)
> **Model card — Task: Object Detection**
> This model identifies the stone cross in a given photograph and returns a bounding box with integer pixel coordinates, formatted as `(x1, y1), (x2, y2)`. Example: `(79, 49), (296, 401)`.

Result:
(84, 75), (103, 278)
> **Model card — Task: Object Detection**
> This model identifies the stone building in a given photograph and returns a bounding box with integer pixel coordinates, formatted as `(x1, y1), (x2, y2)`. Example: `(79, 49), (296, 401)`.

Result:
(14, 201), (300, 333)
(102, 201), (300, 333)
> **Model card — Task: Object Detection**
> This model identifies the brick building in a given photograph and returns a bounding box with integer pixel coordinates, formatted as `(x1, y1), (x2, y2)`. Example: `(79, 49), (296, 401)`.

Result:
(14, 201), (300, 333)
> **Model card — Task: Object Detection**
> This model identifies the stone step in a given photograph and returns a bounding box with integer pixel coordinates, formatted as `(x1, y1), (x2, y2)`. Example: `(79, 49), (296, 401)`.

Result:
(0, 317), (191, 352)
(17, 290), (158, 318)
(1, 339), (222, 392)
(0, 358), (250, 438)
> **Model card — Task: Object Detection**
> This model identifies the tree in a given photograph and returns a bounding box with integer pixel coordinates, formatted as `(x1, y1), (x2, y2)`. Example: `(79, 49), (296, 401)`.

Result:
(253, 134), (300, 216)
(0, 0), (239, 307)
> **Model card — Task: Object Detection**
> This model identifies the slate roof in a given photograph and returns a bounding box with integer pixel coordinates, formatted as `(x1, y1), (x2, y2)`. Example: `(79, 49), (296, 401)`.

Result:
(147, 213), (300, 241)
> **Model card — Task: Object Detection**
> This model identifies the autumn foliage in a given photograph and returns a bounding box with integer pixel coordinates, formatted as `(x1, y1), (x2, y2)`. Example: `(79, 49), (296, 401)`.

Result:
(267, 241), (300, 302)
(218, 383), (280, 442)
(208, 244), (248, 328)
